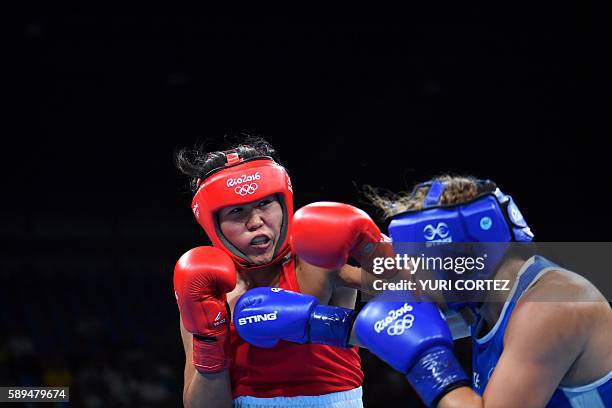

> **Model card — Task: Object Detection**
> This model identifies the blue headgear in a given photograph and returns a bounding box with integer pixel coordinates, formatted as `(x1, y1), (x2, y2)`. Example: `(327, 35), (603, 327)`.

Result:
(388, 179), (533, 310)
(389, 179), (533, 243)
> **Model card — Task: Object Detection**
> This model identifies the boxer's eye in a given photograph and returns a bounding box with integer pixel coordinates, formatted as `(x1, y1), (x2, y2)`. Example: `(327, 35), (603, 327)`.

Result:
(228, 207), (243, 215)
(258, 200), (271, 207)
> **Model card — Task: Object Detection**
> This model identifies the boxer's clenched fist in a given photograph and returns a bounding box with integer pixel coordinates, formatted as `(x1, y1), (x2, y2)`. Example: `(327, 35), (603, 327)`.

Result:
(174, 246), (237, 373)
(354, 291), (470, 406)
(292, 202), (387, 269)
(233, 287), (355, 348)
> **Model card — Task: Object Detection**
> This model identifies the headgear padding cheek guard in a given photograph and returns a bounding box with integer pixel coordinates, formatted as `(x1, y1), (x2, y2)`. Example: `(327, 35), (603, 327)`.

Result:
(388, 180), (534, 310)
(191, 156), (294, 271)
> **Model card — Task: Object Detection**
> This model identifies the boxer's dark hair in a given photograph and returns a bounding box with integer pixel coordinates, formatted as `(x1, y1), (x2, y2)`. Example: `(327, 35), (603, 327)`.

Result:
(175, 135), (282, 195)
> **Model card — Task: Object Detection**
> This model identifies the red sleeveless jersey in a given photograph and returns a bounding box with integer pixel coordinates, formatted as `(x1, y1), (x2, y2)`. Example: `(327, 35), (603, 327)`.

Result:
(229, 255), (364, 398)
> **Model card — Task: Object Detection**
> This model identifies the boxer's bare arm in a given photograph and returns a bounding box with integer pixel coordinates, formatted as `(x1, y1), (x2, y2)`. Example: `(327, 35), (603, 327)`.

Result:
(180, 318), (232, 408)
(441, 303), (599, 407)
(437, 303), (585, 408)
(327, 266), (367, 347)
(335, 264), (388, 296)
(329, 283), (358, 309)
(440, 271), (610, 408)
(335, 264), (362, 289)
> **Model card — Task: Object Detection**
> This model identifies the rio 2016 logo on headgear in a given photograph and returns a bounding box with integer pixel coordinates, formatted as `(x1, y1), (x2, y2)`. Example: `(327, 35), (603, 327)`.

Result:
(423, 222), (452, 243)
(226, 171), (262, 196)
(226, 172), (261, 187)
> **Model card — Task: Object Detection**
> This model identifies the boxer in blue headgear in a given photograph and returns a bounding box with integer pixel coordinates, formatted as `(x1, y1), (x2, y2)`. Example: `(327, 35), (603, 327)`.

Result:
(388, 178), (534, 312)
(356, 175), (612, 407)
(388, 178), (533, 243)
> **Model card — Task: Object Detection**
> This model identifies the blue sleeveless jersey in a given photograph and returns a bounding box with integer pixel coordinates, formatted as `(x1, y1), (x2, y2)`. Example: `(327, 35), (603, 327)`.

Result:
(471, 256), (612, 407)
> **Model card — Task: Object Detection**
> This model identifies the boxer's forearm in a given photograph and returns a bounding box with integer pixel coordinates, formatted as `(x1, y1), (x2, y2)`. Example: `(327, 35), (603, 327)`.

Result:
(349, 326), (360, 348)
(184, 369), (232, 408)
(438, 386), (482, 408)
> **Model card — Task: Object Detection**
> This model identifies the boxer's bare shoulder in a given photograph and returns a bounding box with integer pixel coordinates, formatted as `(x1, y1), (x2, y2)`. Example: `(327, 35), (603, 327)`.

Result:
(524, 268), (607, 303)
(506, 269), (612, 386)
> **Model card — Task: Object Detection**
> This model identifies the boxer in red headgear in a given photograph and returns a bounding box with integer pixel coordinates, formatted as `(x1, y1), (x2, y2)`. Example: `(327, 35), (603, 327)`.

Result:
(191, 151), (294, 270)
(173, 137), (385, 408)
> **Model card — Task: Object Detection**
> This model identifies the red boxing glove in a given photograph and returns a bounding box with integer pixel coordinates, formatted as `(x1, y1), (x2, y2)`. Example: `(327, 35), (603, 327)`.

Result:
(174, 246), (237, 373)
(292, 202), (386, 269)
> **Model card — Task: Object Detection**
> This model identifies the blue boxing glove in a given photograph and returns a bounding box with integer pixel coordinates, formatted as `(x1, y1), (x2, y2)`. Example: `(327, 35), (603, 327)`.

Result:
(354, 291), (470, 407)
(233, 287), (355, 349)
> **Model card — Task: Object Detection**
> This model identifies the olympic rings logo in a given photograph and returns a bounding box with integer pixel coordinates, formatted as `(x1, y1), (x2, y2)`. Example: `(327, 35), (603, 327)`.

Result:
(386, 314), (414, 336)
(374, 303), (414, 334)
(423, 222), (450, 240)
(234, 183), (258, 196)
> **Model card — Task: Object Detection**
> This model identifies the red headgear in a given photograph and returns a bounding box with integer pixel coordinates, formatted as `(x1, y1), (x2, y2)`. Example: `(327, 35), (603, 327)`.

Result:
(191, 153), (293, 271)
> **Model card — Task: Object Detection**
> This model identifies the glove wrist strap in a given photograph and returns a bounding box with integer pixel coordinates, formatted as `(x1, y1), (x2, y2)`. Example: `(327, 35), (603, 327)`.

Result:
(192, 334), (231, 374)
(309, 305), (356, 347)
(406, 346), (470, 407)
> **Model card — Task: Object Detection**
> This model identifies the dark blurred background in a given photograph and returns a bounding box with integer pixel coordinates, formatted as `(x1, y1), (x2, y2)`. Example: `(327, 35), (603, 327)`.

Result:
(4, 9), (610, 407)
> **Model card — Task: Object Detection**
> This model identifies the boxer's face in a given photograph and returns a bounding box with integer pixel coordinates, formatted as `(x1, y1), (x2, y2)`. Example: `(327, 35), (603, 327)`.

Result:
(218, 194), (283, 265)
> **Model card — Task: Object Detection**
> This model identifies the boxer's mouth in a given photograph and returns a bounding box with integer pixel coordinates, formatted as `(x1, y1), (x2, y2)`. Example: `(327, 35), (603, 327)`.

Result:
(250, 234), (272, 249)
